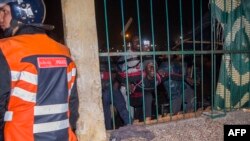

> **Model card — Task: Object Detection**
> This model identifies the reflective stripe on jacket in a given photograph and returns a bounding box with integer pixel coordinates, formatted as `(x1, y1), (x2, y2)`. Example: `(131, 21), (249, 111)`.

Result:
(0, 34), (78, 141)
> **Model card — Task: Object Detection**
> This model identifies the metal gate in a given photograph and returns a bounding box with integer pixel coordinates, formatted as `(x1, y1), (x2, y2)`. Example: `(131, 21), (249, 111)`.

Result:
(96, 0), (250, 130)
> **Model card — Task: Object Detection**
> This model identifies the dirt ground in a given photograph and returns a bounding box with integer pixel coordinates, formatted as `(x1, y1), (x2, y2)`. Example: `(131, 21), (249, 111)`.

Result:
(107, 109), (250, 141)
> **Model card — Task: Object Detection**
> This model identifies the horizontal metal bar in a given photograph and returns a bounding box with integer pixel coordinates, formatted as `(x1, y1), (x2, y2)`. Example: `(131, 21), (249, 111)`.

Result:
(99, 50), (250, 57)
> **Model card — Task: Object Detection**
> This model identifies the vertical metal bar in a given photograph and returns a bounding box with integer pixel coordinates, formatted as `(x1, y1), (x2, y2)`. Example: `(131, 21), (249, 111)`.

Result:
(239, 0), (243, 108)
(136, 0), (146, 123)
(150, 0), (159, 121)
(212, 0), (216, 113)
(223, 0), (227, 113)
(179, 0), (185, 116)
(229, 0), (233, 111)
(213, 0), (217, 114)
(192, 0), (197, 114)
(213, 42), (217, 111)
(165, 0), (173, 119)
(120, 0), (132, 124)
(103, 0), (116, 129)
(248, 6), (250, 108)
(200, 0), (204, 112)
(212, 1), (216, 115)
(211, 0), (215, 116)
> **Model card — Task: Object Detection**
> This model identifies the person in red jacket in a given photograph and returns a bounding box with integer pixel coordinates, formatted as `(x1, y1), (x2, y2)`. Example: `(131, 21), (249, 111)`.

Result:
(0, 0), (79, 140)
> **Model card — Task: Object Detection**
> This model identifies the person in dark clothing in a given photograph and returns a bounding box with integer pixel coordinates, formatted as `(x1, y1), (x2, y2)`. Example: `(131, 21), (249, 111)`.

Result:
(0, 49), (10, 141)
(158, 55), (194, 115)
(0, 0), (78, 140)
(102, 86), (130, 130)
(100, 57), (130, 130)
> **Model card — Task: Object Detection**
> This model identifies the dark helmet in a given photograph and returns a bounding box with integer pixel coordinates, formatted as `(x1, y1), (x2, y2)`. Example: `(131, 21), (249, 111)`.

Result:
(2, 0), (46, 24)
(0, 0), (53, 36)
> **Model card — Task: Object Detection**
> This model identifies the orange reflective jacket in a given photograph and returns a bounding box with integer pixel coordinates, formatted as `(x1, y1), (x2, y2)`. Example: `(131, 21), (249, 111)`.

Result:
(0, 34), (78, 141)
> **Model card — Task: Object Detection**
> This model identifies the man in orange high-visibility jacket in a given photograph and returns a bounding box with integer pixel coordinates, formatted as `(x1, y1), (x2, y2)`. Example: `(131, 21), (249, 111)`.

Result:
(0, 0), (79, 141)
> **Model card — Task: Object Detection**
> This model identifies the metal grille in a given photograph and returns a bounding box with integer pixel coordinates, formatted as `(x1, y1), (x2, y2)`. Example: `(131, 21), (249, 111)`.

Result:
(96, 0), (250, 130)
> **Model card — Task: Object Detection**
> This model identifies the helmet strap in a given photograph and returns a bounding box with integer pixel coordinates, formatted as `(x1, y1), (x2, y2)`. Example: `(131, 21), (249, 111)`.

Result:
(3, 27), (13, 37)
(3, 19), (22, 37)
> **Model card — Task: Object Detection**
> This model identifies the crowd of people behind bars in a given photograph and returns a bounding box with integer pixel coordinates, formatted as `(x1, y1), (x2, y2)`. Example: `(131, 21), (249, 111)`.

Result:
(100, 35), (197, 130)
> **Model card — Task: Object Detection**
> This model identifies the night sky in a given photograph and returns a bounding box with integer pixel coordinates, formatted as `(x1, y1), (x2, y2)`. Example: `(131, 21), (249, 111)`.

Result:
(0, 0), (210, 50)
(44, 0), (64, 44)
(95, 0), (210, 51)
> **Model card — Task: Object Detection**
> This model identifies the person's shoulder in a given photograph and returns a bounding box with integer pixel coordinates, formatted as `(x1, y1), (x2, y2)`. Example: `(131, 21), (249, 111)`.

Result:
(0, 36), (20, 46)
(43, 35), (72, 56)
(55, 42), (70, 53)
(0, 38), (9, 43)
